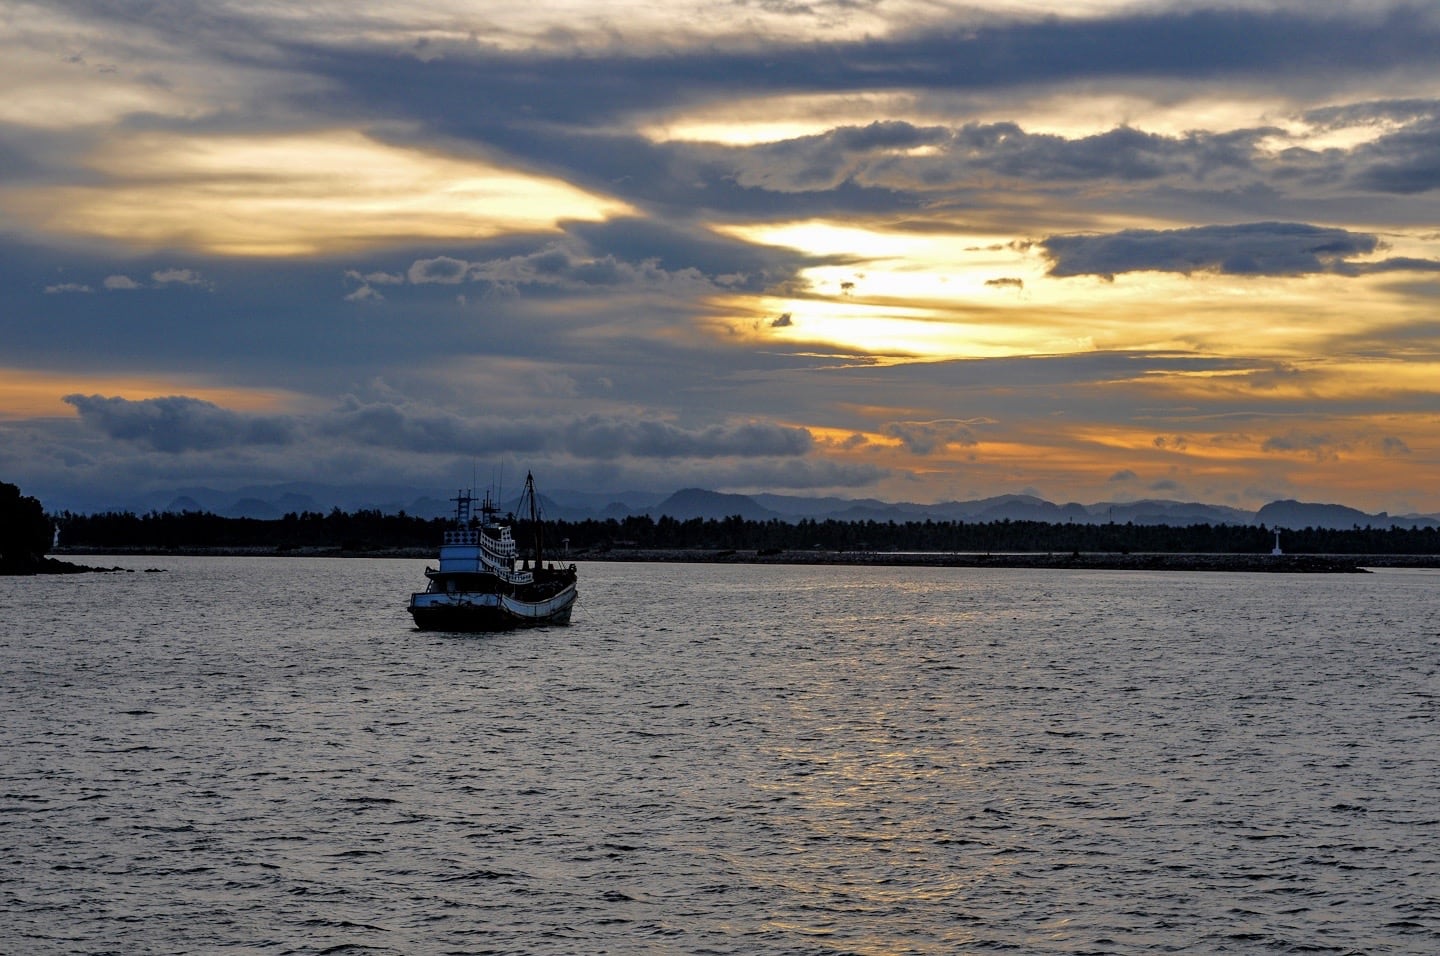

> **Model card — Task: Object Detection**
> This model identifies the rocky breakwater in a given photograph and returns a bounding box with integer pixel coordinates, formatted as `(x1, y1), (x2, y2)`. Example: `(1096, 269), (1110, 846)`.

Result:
(0, 555), (129, 575)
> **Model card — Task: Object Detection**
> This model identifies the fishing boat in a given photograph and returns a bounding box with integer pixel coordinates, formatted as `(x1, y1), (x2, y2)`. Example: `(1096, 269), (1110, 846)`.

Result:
(408, 472), (578, 631)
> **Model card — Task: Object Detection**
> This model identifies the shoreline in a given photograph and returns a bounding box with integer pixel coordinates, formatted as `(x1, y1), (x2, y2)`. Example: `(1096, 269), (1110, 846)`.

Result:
(48, 546), (1440, 572)
(577, 549), (1400, 572)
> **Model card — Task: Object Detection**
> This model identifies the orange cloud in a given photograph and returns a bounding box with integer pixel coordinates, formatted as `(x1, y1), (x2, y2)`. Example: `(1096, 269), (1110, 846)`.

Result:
(0, 369), (305, 419)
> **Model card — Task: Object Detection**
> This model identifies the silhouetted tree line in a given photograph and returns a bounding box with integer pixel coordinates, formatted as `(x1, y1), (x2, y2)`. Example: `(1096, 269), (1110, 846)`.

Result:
(2, 481), (54, 569)
(543, 514), (1440, 555)
(55, 509), (446, 552)
(52, 507), (1440, 555)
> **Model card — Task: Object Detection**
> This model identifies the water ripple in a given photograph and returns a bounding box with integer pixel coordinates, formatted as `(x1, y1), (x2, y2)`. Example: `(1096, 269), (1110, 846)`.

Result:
(3, 558), (1438, 953)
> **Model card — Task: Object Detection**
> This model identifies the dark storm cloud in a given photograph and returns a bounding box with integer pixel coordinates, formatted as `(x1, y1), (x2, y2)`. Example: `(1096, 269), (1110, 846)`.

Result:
(1350, 114), (1440, 194)
(1265, 100), (1440, 196)
(1040, 222), (1440, 279)
(59, 393), (818, 465)
(320, 400), (816, 460)
(287, 6), (1440, 129)
(1257, 430), (1414, 462)
(407, 256), (469, 285)
(561, 416), (813, 459)
(881, 419), (982, 455)
(734, 120), (951, 191)
(947, 123), (1219, 182)
(1260, 430), (1343, 460)
(64, 394), (296, 452)
(553, 453), (887, 495)
(321, 400), (548, 455)
(1335, 257), (1440, 277)
(703, 119), (1296, 206)
(1301, 99), (1439, 128)
(1381, 436), (1412, 456)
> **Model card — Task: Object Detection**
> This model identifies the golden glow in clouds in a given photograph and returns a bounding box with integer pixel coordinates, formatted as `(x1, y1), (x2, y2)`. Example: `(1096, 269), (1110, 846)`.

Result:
(0, 369), (305, 419)
(716, 219), (1431, 363)
(2, 131), (631, 256)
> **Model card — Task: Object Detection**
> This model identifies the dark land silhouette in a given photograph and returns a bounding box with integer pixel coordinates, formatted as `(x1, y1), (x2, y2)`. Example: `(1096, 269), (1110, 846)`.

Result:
(1, 481), (99, 574)
(47, 506), (1440, 571)
(6, 475), (1435, 573)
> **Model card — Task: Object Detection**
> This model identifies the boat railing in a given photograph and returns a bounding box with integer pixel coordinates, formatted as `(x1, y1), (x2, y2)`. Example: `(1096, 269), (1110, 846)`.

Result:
(444, 527), (523, 555)
(481, 535), (516, 559)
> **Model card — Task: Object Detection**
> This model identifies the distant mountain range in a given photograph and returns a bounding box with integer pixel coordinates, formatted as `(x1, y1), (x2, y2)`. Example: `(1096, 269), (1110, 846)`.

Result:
(60, 481), (1440, 531)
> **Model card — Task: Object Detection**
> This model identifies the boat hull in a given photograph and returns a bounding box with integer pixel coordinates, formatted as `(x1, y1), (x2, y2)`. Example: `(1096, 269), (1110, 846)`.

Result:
(408, 583), (577, 632)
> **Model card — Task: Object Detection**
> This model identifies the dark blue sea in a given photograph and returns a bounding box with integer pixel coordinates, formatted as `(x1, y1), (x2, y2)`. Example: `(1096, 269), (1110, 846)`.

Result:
(3, 557), (1438, 954)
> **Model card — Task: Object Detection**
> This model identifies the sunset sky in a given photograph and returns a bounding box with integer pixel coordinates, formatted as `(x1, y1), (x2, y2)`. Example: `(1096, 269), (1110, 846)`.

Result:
(4, 1), (1440, 513)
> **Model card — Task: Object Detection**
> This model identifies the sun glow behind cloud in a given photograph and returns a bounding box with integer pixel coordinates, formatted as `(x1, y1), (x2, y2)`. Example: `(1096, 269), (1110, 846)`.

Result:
(715, 218), (1436, 370)
(640, 87), (1390, 150)
(2, 131), (632, 255)
(0, 369), (306, 419)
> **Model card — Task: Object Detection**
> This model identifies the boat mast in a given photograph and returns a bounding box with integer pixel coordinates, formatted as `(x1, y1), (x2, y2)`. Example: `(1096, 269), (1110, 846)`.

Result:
(524, 471), (543, 565)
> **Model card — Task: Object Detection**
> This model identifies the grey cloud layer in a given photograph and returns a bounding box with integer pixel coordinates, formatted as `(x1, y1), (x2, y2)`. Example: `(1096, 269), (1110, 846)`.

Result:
(1040, 223), (1440, 280)
(881, 419), (983, 455)
(285, 6), (1440, 126)
(64, 394), (296, 452)
(68, 394), (814, 461)
(402, 247), (714, 294)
